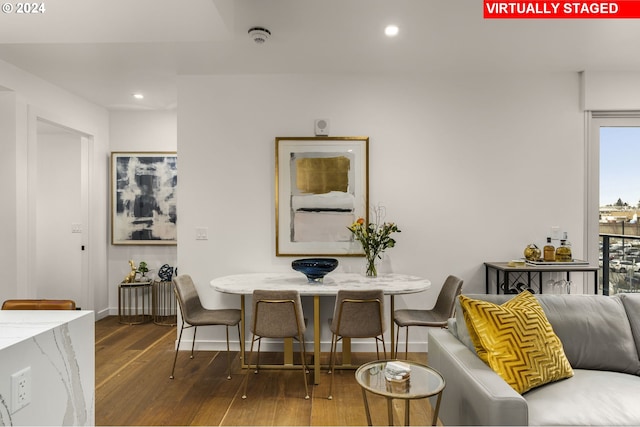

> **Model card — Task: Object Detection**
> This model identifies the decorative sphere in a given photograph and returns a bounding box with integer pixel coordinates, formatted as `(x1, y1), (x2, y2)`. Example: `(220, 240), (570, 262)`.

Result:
(158, 264), (174, 281)
(291, 258), (339, 283)
(524, 244), (541, 261)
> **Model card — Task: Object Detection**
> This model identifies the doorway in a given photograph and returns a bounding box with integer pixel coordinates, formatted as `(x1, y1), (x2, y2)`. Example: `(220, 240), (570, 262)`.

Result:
(34, 119), (90, 309)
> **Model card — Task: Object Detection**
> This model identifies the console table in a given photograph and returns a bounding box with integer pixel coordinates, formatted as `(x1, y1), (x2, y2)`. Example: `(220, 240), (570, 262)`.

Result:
(211, 272), (431, 384)
(485, 262), (599, 295)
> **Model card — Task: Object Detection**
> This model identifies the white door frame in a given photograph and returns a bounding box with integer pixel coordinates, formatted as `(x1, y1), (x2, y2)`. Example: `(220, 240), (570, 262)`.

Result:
(28, 115), (93, 309)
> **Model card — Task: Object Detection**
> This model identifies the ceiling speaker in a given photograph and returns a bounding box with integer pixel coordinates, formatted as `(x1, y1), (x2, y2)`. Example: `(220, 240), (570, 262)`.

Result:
(315, 119), (330, 136)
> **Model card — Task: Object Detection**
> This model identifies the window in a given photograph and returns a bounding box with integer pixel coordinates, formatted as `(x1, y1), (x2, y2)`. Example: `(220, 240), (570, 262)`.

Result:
(588, 113), (640, 295)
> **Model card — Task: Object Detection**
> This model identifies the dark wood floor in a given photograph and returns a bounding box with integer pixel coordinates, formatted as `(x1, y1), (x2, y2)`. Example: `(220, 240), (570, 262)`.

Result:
(95, 316), (437, 426)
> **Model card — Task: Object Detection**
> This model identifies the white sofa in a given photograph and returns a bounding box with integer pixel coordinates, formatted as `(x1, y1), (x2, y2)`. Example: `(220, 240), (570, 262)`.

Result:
(428, 293), (640, 426)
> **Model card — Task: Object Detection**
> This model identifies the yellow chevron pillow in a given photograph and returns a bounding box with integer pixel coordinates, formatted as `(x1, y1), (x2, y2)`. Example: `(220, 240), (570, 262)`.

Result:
(460, 292), (573, 394)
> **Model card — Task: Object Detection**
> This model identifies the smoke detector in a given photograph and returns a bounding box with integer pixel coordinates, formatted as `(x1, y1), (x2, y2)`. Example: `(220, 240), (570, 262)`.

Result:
(248, 27), (271, 44)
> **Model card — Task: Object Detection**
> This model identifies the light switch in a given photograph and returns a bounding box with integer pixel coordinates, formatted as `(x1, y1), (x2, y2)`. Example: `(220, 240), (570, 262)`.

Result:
(195, 227), (208, 240)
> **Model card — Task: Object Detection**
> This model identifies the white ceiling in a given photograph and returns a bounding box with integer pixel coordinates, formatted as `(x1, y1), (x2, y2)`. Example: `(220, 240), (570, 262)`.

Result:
(2, 0), (640, 111)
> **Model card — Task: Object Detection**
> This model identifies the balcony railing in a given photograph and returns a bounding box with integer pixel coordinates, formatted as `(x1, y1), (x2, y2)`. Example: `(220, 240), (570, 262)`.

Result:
(600, 233), (640, 295)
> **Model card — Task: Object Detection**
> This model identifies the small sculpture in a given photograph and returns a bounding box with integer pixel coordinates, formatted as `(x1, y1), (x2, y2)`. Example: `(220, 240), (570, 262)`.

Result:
(123, 260), (137, 283)
(158, 264), (174, 281)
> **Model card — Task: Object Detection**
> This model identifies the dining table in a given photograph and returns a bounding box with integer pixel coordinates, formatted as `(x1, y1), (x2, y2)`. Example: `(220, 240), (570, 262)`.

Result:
(210, 272), (431, 384)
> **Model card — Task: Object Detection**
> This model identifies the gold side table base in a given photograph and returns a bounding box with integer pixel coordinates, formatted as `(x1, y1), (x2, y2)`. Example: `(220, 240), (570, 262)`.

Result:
(152, 280), (177, 326)
(118, 281), (152, 325)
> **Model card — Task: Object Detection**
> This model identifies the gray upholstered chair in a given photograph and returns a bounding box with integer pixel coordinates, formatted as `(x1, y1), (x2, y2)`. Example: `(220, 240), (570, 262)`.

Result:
(394, 274), (463, 358)
(241, 289), (310, 400)
(170, 274), (241, 380)
(328, 289), (386, 400)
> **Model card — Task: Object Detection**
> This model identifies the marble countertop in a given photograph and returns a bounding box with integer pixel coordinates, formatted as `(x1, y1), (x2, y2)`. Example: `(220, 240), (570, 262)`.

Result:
(0, 310), (92, 350)
(211, 272), (431, 296)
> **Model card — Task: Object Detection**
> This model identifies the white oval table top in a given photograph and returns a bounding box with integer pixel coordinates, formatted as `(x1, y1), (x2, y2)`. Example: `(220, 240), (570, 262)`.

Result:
(210, 272), (431, 296)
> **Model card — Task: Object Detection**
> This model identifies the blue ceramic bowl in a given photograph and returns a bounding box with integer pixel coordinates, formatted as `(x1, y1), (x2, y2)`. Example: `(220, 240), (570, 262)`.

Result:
(291, 258), (339, 283)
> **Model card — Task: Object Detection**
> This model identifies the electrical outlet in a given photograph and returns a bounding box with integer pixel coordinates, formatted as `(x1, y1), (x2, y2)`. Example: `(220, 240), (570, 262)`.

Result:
(11, 367), (31, 413)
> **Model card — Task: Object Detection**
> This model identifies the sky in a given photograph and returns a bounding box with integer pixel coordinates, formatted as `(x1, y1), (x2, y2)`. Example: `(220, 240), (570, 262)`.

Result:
(600, 127), (640, 207)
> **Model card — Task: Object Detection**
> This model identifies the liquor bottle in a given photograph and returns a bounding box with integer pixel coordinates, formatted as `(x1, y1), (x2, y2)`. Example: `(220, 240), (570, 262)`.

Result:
(563, 232), (573, 261)
(555, 233), (572, 262)
(543, 237), (556, 262)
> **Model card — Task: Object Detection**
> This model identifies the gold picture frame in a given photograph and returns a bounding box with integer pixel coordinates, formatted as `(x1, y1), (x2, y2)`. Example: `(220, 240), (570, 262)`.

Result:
(275, 136), (369, 256)
(111, 151), (177, 245)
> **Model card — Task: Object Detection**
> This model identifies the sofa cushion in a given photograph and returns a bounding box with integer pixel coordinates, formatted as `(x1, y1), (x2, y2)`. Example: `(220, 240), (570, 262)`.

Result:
(460, 292), (573, 394)
(526, 369), (640, 426)
(616, 293), (640, 362)
(536, 294), (640, 375)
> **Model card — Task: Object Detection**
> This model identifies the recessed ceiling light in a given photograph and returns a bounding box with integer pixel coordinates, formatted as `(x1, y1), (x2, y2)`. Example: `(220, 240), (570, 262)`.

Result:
(384, 25), (399, 37)
(132, 93), (144, 100)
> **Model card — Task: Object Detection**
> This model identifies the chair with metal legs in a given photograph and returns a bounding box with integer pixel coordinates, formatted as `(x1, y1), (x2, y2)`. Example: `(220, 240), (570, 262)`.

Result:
(327, 289), (386, 400)
(170, 274), (241, 380)
(394, 274), (463, 359)
(241, 289), (310, 400)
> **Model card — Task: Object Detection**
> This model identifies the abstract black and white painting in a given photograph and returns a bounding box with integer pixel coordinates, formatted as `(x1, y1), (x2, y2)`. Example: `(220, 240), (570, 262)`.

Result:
(111, 152), (177, 245)
(275, 137), (368, 256)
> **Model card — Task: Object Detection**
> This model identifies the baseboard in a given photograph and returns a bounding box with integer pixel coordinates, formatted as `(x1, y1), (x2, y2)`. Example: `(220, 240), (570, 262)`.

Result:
(177, 339), (429, 353)
(95, 308), (111, 320)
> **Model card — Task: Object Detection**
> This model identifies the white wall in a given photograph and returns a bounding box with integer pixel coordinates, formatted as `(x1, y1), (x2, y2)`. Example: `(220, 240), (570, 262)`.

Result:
(0, 61), (178, 316)
(107, 110), (177, 313)
(0, 92), (19, 299)
(0, 59), (592, 353)
(177, 71), (585, 351)
(0, 59), (109, 314)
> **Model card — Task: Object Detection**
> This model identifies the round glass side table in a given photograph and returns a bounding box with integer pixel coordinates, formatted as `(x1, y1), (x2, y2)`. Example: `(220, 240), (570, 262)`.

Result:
(355, 360), (445, 426)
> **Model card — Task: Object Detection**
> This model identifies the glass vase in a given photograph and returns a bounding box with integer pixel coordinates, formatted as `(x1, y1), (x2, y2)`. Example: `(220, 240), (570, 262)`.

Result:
(365, 255), (378, 277)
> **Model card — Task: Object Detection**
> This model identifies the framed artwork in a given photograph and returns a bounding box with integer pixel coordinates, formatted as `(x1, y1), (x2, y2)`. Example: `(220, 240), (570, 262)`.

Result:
(275, 136), (369, 256)
(111, 152), (177, 245)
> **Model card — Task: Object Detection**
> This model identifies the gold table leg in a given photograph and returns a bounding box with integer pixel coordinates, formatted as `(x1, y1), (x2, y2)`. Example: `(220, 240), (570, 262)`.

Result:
(284, 338), (294, 364)
(314, 295), (321, 384)
(431, 391), (443, 426)
(240, 295), (246, 366)
(390, 295), (396, 358)
(362, 388), (373, 426)
(405, 399), (410, 426)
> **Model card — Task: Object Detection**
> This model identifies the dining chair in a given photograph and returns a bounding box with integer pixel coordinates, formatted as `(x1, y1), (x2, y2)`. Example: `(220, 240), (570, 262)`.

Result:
(1, 299), (76, 310)
(394, 274), (464, 358)
(327, 289), (386, 400)
(170, 274), (241, 380)
(241, 289), (310, 400)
